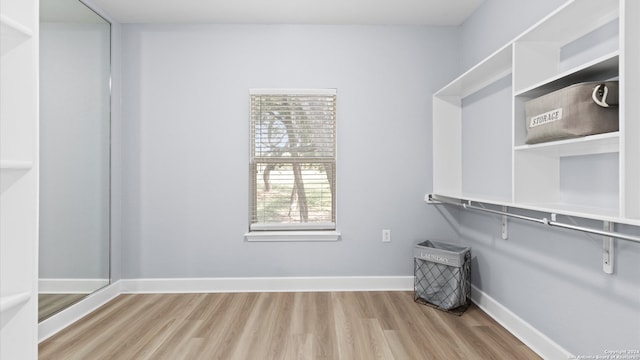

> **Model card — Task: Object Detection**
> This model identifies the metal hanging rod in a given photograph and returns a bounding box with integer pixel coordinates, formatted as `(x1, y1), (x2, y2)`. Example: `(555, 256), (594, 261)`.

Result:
(428, 194), (640, 244)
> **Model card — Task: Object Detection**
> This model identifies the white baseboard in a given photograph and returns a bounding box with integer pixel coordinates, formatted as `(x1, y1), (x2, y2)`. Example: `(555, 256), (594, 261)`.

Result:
(120, 276), (415, 293)
(39, 278), (110, 294)
(470, 285), (573, 359)
(38, 281), (121, 342)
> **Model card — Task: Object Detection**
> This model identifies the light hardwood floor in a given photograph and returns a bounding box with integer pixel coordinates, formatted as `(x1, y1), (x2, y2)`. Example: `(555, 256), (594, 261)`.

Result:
(39, 292), (540, 359)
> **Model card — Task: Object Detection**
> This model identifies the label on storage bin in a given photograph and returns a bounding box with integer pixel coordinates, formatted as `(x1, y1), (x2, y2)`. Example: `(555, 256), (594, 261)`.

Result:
(417, 251), (453, 265)
(530, 108), (563, 128)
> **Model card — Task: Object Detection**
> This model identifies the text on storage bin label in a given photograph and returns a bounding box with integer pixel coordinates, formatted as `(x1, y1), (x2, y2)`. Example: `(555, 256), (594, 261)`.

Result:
(530, 108), (563, 128)
(420, 252), (449, 264)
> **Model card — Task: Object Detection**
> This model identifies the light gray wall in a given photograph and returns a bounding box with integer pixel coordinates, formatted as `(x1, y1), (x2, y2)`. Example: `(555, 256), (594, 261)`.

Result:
(458, 0), (640, 355)
(120, 24), (460, 278)
(458, 0), (566, 71)
(39, 22), (111, 280)
(461, 74), (512, 200)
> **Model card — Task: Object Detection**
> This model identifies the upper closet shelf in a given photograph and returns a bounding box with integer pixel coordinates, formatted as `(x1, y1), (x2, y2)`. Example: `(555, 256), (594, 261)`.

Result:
(0, 14), (33, 55)
(435, 44), (512, 99)
(515, 52), (619, 97)
(516, 0), (619, 45)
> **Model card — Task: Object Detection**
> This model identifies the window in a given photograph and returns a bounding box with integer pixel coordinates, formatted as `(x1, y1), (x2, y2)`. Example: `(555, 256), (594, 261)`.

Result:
(249, 89), (337, 234)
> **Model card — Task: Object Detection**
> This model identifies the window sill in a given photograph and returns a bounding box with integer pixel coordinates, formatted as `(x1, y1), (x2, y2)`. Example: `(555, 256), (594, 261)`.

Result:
(244, 230), (341, 242)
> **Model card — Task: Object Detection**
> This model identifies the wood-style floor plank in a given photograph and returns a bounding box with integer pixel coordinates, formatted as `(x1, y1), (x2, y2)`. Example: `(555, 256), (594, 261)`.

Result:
(39, 292), (541, 360)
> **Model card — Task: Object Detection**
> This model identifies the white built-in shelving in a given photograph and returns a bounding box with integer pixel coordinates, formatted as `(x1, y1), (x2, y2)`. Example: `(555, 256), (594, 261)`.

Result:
(432, 0), (640, 226)
(0, 0), (39, 358)
(1, 14), (33, 56)
(0, 292), (32, 314)
(1, 161), (34, 193)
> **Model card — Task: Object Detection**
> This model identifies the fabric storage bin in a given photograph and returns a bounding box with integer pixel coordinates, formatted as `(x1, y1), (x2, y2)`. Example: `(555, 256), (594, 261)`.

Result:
(414, 240), (471, 313)
(525, 81), (619, 144)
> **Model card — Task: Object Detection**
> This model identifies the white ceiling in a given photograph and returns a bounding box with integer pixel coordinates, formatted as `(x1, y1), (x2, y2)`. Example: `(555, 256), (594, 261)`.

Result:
(88, 0), (484, 25)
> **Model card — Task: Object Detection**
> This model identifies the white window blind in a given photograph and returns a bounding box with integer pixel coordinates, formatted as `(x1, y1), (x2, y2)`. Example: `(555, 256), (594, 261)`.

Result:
(250, 89), (336, 231)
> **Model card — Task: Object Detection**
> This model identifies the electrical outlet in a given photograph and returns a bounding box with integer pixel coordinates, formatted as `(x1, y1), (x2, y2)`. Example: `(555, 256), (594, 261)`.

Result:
(382, 229), (391, 242)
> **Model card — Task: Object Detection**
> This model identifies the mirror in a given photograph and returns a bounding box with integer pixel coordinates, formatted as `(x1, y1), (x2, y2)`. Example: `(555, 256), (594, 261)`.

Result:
(38, 0), (111, 322)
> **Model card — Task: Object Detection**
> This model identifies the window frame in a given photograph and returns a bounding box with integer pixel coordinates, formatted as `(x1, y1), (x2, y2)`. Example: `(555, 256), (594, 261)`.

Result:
(246, 88), (340, 242)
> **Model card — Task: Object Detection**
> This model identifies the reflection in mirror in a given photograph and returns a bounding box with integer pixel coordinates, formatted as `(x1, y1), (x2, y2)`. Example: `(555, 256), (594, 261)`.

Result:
(39, 0), (111, 322)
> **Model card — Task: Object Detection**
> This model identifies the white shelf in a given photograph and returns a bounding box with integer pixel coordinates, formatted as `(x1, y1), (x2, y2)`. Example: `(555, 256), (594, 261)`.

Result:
(516, 0), (619, 45)
(435, 43), (512, 99)
(0, 14), (33, 56)
(458, 193), (513, 207)
(1, 161), (33, 193)
(426, 192), (514, 209)
(514, 132), (619, 157)
(514, 52), (619, 97)
(428, 193), (640, 227)
(516, 202), (621, 222)
(0, 161), (33, 170)
(0, 292), (31, 315)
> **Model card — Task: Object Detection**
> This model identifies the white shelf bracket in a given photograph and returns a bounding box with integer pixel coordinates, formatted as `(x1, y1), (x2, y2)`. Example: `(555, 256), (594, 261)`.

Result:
(603, 221), (614, 274)
(501, 206), (508, 240)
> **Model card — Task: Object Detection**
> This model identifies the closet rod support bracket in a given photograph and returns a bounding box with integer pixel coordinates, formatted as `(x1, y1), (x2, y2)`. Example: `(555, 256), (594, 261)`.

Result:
(603, 221), (614, 274)
(501, 206), (508, 240)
